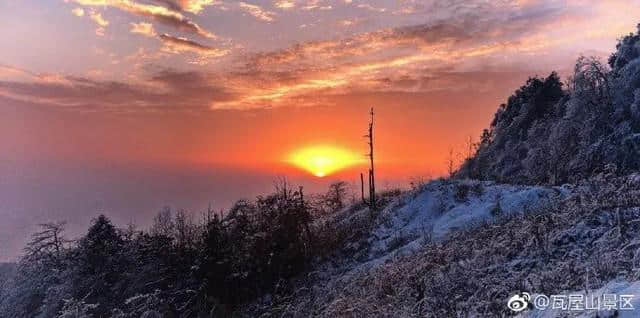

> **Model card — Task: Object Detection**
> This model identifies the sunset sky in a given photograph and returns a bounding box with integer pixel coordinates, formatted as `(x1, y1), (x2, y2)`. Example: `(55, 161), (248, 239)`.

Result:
(2, 0), (640, 260)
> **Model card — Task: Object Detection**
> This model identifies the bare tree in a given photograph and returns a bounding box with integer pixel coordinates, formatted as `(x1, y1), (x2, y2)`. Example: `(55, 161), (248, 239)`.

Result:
(446, 148), (456, 178)
(274, 176), (292, 200)
(175, 209), (197, 249)
(364, 107), (377, 210)
(466, 136), (475, 160)
(360, 172), (366, 203)
(24, 221), (68, 266)
(151, 207), (174, 237)
(325, 181), (348, 212)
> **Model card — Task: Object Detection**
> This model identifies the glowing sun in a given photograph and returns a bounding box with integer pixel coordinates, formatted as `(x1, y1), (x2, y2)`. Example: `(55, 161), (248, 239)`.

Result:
(287, 146), (364, 177)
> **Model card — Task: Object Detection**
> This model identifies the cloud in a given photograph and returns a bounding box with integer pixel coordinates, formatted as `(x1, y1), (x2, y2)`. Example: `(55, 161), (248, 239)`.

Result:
(150, 0), (220, 14)
(338, 18), (366, 27)
(301, 2), (332, 11)
(159, 33), (228, 58)
(0, 64), (43, 83)
(70, 0), (217, 38)
(392, 2), (424, 15)
(17, 0), (640, 111)
(89, 10), (109, 27)
(271, 0), (332, 11)
(88, 10), (109, 36)
(210, 0), (577, 108)
(71, 7), (85, 16)
(246, 1), (570, 69)
(356, 3), (386, 13)
(128, 21), (228, 62)
(70, 6), (109, 36)
(60, 0), (568, 109)
(238, 2), (276, 22)
(0, 69), (235, 112)
(273, 0), (295, 10)
(130, 21), (157, 37)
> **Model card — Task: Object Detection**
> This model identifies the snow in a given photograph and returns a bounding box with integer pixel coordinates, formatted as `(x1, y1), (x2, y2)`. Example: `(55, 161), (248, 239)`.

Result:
(353, 179), (567, 267)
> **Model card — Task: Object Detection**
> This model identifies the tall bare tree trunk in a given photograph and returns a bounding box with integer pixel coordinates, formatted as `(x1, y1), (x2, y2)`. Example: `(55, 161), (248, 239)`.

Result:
(367, 108), (376, 210)
(360, 172), (366, 203)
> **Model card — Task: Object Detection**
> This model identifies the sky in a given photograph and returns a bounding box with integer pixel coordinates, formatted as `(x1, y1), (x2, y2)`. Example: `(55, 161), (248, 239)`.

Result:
(2, 0), (640, 261)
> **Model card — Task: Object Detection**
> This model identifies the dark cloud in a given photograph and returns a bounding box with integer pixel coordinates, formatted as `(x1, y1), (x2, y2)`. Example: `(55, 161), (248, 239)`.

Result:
(149, 0), (218, 14)
(158, 33), (227, 56)
(0, 71), (235, 112)
(145, 12), (214, 38)
(150, 69), (237, 103)
(150, 0), (183, 12)
(372, 70), (546, 94)
(246, 0), (566, 68)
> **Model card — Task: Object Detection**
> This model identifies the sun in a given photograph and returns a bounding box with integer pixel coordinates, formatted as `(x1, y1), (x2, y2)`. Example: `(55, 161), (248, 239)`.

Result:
(287, 145), (364, 177)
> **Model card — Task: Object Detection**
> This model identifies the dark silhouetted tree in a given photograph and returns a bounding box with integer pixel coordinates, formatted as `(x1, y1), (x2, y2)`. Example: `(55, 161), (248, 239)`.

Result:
(325, 181), (347, 212)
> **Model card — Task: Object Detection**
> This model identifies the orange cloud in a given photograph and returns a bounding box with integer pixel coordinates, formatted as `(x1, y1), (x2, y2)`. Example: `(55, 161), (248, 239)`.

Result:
(238, 2), (276, 22)
(71, 7), (85, 16)
(130, 21), (156, 37)
(11, 0), (640, 112)
(70, 0), (217, 38)
(274, 0), (295, 10)
(127, 21), (228, 62)
(159, 33), (227, 56)
(88, 10), (109, 36)
(89, 10), (109, 27)
(357, 3), (386, 13)
(150, 0), (220, 14)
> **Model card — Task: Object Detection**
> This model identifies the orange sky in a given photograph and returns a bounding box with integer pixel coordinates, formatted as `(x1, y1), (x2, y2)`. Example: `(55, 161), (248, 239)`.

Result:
(3, 79), (529, 179)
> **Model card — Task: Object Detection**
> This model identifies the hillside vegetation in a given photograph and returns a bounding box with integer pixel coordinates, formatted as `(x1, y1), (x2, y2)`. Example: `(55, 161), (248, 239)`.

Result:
(246, 174), (640, 317)
(459, 25), (640, 184)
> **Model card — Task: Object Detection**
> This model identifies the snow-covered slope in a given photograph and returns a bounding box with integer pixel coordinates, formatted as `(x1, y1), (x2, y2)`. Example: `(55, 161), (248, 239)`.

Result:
(336, 179), (567, 270)
(368, 180), (566, 261)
